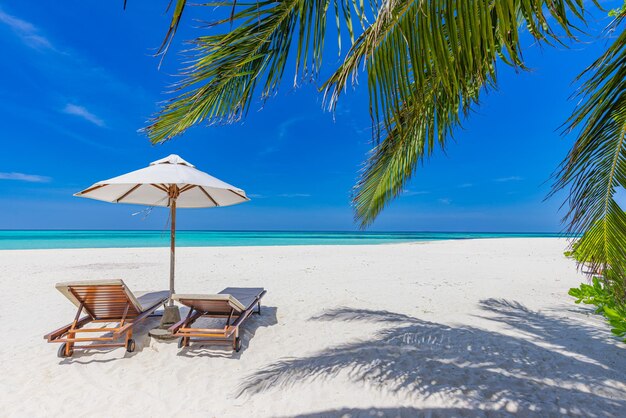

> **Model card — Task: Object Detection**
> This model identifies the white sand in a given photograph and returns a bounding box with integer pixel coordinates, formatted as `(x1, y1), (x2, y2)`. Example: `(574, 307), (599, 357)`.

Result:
(1, 238), (625, 417)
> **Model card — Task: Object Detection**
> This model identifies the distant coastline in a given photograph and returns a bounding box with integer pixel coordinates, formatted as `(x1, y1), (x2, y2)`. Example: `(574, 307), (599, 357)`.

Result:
(0, 230), (573, 250)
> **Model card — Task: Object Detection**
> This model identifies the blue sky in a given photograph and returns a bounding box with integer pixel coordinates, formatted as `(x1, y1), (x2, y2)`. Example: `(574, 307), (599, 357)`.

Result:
(0, 2), (620, 231)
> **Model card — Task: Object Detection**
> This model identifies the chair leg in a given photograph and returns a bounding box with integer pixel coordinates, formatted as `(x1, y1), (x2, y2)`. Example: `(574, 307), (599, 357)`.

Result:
(65, 334), (75, 357)
(64, 302), (86, 357)
(125, 328), (135, 352)
(233, 326), (242, 351)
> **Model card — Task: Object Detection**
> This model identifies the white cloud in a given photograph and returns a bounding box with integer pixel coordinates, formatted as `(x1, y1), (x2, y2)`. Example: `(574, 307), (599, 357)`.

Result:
(495, 176), (523, 182)
(258, 117), (310, 157)
(0, 172), (51, 182)
(277, 117), (307, 140)
(277, 193), (311, 198)
(0, 8), (54, 51)
(458, 183), (474, 188)
(258, 146), (279, 157)
(62, 104), (105, 127)
(438, 198), (452, 205)
(403, 189), (430, 196)
(249, 193), (311, 198)
(0, 8), (150, 154)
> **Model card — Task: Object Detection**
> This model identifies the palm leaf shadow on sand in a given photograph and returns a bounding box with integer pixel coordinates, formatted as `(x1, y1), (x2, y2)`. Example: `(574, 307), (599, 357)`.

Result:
(279, 406), (493, 418)
(238, 300), (626, 416)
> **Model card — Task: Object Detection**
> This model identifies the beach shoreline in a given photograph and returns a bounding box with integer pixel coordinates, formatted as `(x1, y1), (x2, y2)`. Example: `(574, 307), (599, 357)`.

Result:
(2, 238), (624, 417)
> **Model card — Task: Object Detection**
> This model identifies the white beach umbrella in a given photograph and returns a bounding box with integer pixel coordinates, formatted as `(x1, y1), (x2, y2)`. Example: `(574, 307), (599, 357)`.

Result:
(75, 154), (249, 304)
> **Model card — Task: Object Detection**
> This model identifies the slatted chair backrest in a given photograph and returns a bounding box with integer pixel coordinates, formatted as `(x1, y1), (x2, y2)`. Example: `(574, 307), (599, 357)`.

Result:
(56, 280), (144, 320)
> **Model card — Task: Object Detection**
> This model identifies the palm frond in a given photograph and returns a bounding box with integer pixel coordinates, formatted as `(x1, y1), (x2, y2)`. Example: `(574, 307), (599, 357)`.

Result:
(144, 0), (367, 143)
(341, 0), (587, 227)
(124, 0), (189, 60)
(553, 15), (626, 278)
(352, 77), (472, 224)
(142, 0), (591, 229)
(157, 0), (188, 58)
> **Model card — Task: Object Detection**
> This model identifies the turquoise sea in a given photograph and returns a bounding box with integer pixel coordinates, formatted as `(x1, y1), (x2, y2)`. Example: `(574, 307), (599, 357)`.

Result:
(0, 230), (566, 250)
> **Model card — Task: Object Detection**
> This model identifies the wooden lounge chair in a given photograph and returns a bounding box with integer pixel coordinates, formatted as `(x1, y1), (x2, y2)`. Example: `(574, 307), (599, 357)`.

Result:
(169, 287), (266, 352)
(44, 279), (169, 358)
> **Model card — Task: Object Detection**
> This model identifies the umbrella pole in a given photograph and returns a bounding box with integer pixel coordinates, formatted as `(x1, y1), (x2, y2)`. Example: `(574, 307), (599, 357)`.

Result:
(158, 195), (181, 331)
(169, 198), (176, 306)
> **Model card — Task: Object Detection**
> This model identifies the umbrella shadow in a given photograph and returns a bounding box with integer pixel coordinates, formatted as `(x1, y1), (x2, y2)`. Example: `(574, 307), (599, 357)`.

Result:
(176, 306), (278, 359)
(58, 315), (162, 364)
(238, 304), (626, 416)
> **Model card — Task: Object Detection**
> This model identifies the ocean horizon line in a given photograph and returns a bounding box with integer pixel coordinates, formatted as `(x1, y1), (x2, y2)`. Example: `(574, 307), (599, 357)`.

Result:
(0, 230), (576, 251)
(0, 228), (571, 234)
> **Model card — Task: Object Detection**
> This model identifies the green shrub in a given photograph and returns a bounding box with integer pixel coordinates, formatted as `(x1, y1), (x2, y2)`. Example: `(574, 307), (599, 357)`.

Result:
(569, 276), (626, 341)
(603, 305), (626, 341)
(569, 276), (615, 314)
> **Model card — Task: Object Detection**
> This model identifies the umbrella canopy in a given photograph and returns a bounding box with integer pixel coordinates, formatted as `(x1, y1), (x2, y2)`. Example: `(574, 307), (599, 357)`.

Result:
(75, 154), (248, 208)
(75, 154), (249, 303)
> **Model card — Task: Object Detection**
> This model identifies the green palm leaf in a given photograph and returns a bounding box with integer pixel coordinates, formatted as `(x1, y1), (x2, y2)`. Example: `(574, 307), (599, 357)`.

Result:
(552, 15), (626, 280)
(158, 0), (188, 58)
(324, 0), (586, 226)
(143, 0), (367, 142)
(141, 1), (589, 228)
